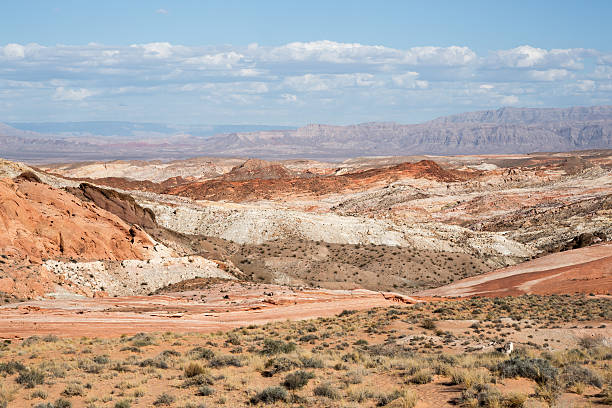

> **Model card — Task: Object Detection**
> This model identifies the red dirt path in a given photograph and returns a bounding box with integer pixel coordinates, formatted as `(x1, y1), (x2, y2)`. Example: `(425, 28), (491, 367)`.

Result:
(0, 285), (423, 339)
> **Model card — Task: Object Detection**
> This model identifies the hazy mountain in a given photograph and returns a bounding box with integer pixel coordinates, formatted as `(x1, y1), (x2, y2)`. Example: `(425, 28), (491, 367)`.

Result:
(199, 106), (612, 158)
(7, 122), (295, 138)
(429, 105), (612, 125)
(1, 106), (611, 163)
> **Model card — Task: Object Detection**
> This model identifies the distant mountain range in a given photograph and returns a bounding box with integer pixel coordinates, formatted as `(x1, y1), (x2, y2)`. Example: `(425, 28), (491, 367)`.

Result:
(1, 106), (611, 163)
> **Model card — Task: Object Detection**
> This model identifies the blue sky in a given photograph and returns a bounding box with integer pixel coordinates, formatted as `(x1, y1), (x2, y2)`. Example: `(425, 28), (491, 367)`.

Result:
(1, 1), (611, 125)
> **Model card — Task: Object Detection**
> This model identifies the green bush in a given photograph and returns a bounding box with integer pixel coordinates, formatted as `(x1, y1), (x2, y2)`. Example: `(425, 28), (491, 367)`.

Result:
(260, 339), (296, 355)
(189, 347), (215, 360)
(262, 356), (300, 376)
(209, 355), (242, 368)
(0, 360), (25, 374)
(496, 357), (558, 385)
(283, 370), (314, 390)
(299, 356), (324, 369)
(314, 383), (340, 399)
(16, 368), (45, 388)
(61, 383), (84, 397)
(114, 400), (132, 408)
(560, 364), (603, 389)
(153, 392), (175, 406)
(197, 385), (214, 396)
(250, 386), (288, 404)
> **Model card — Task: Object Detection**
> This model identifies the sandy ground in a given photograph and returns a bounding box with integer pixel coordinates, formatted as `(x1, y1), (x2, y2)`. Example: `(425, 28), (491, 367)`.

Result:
(420, 243), (612, 297)
(0, 284), (417, 339)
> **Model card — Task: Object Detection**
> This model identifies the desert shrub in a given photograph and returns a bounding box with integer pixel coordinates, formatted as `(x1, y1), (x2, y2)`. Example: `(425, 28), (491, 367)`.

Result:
(409, 369), (433, 384)
(209, 355), (242, 368)
(21, 336), (41, 347)
(449, 367), (491, 389)
(260, 339), (296, 355)
(139, 358), (168, 369)
(420, 319), (437, 330)
(16, 368), (45, 388)
(184, 362), (205, 378)
(78, 360), (104, 374)
(560, 364), (602, 389)
(262, 357), (300, 376)
(503, 392), (527, 408)
(153, 392), (175, 406)
(129, 333), (155, 347)
(299, 356), (324, 368)
(534, 382), (561, 406)
(189, 347), (215, 360)
(460, 384), (527, 408)
(159, 349), (181, 358)
(299, 334), (318, 342)
(377, 390), (402, 406)
(114, 400), (131, 408)
(283, 370), (314, 390)
(181, 373), (214, 389)
(578, 334), (605, 349)
(61, 383), (84, 397)
(0, 385), (16, 408)
(42, 335), (59, 343)
(386, 389), (418, 408)
(34, 399), (71, 408)
(197, 385), (214, 396)
(339, 310), (357, 317)
(0, 360), (25, 375)
(93, 355), (110, 364)
(314, 383), (340, 399)
(31, 390), (48, 400)
(496, 357), (558, 385)
(460, 384), (498, 408)
(250, 386), (288, 404)
(599, 387), (612, 405)
(344, 370), (364, 384)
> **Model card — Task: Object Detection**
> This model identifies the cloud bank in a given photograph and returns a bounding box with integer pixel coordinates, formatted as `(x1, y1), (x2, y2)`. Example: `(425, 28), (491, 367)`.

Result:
(0, 41), (610, 124)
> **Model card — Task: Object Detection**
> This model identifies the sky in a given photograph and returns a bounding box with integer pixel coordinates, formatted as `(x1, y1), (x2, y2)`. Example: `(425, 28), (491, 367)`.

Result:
(1, 0), (612, 125)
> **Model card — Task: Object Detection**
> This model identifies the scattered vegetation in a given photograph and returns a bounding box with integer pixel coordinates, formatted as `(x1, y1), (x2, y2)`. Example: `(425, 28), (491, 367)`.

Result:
(0, 294), (608, 407)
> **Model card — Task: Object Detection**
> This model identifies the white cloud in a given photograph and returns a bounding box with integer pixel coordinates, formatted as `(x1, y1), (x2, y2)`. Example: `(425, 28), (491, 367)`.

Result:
(281, 93), (297, 102)
(185, 51), (244, 68)
(156, 8), (168, 14)
(283, 73), (379, 92)
(575, 80), (595, 92)
(489, 45), (590, 69)
(501, 95), (519, 105)
(392, 72), (428, 88)
(130, 42), (177, 58)
(0, 41), (610, 123)
(3, 43), (25, 59)
(528, 69), (573, 81)
(53, 87), (95, 101)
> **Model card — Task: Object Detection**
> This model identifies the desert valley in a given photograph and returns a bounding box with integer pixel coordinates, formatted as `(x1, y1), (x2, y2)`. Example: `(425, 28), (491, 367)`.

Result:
(1, 3), (612, 405)
(0, 105), (610, 407)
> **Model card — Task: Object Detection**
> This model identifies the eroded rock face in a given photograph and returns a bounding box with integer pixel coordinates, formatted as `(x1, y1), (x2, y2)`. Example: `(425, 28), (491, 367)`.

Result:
(68, 183), (157, 229)
(0, 178), (154, 263)
(0, 177), (159, 298)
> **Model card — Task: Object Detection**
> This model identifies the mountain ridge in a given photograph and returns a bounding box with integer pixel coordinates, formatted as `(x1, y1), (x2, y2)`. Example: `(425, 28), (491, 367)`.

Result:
(1, 105), (611, 162)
